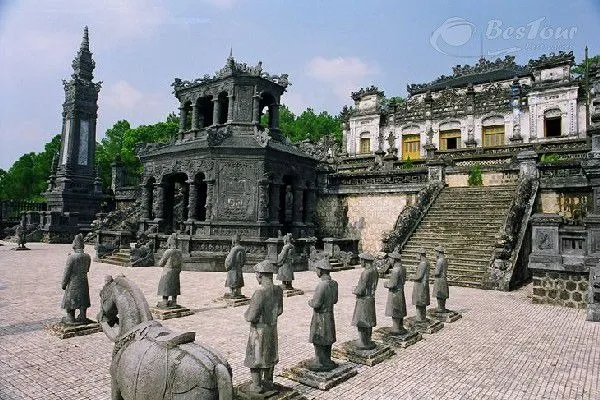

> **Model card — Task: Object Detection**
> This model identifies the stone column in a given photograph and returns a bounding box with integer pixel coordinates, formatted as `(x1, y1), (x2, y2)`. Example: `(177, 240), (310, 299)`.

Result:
(516, 150), (538, 179)
(270, 103), (280, 129)
(178, 105), (187, 133)
(269, 181), (281, 223)
(153, 182), (165, 220)
(304, 187), (316, 225)
(252, 89), (260, 124)
(205, 179), (215, 220)
(258, 176), (270, 222)
(187, 179), (198, 220)
(212, 97), (220, 126)
(191, 103), (199, 130)
(292, 183), (305, 225)
(227, 89), (234, 123)
(142, 183), (153, 219)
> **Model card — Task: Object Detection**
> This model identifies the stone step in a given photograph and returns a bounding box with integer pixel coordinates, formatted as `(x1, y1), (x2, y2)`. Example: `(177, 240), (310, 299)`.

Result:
(98, 257), (130, 267)
(408, 233), (499, 241)
(402, 254), (492, 266)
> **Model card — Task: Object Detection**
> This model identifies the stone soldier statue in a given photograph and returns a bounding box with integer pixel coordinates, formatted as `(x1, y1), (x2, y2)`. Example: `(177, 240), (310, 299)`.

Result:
(384, 249), (408, 334)
(15, 221), (27, 249)
(433, 245), (449, 312)
(277, 233), (295, 290)
(224, 234), (246, 298)
(157, 233), (182, 308)
(351, 252), (379, 350)
(244, 259), (284, 393)
(307, 258), (338, 372)
(412, 248), (430, 322)
(61, 233), (91, 324)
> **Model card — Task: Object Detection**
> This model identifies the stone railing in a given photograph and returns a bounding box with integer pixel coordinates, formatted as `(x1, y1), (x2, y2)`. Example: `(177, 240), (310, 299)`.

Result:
(381, 181), (444, 252)
(484, 174), (539, 290)
(0, 200), (46, 223)
(326, 168), (428, 191)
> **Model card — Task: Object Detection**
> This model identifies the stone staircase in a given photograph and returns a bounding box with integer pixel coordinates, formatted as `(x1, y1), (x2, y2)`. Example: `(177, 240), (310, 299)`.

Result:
(98, 248), (131, 267)
(401, 185), (516, 288)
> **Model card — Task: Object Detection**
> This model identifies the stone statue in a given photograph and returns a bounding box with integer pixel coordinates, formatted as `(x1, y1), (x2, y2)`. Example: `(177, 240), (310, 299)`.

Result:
(412, 248), (430, 322)
(433, 245), (449, 312)
(244, 259), (283, 393)
(277, 233), (295, 290)
(15, 222), (27, 249)
(307, 258), (338, 372)
(224, 234), (246, 298)
(351, 252), (379, 350)
(383, 250), (408, 334)
(61, 233), (91, 324)
(157, 233), (182, 308)
(98, 275), (233, 400)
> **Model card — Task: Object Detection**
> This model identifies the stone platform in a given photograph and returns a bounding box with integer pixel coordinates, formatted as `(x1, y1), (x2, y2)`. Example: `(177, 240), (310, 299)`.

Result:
(332, 339), (394, 366)
(45, 320), (102, 339)
(234, 382), (307, 400)
(280, 359), (357, 390)
(427, 308), (462, 323)
(373, 326), (422, 348)
(405, 316), (444, 334)
(150, 305), (194, 320)
(213, 295), (251, 307)
(282, 288), (304, 298)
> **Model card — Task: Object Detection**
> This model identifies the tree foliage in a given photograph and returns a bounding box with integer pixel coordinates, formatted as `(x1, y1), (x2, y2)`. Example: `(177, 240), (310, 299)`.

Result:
(0, 135), (61, 201)
(261, 105), (342, 143)
(572, 55), (600, 76)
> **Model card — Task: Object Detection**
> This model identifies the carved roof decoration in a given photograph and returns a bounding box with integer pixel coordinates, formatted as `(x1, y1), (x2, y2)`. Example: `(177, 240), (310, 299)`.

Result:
(172, 54), (290, 93)
(528, 51), (575, 69)
(351, 85), (384, 101)
(71, 26), (95, 81)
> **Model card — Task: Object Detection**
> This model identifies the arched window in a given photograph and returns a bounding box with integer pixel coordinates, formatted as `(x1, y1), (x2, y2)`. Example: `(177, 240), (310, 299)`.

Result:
(401, 125), (421, 160)
(438, 121), (461, 150)
(217, 92), (228, 125)
(259, 92), (278, 129)
(359, 132), (371, 154)
(482, 116), (505, 147)
(196, 96), (213, 128)
(182, 102), (192, 131)
(544, 108), (562, 138)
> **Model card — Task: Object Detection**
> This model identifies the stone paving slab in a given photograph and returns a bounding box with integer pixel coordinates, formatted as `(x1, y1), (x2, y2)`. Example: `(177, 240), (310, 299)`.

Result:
(1, 241), (599, 399)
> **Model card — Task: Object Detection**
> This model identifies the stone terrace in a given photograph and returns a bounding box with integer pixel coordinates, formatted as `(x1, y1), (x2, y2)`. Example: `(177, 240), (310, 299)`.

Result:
(0, 241), (599, 400)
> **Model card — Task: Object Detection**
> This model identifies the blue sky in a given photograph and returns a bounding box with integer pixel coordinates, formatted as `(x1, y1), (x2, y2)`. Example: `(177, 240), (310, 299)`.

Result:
(0, 0), (599, 169)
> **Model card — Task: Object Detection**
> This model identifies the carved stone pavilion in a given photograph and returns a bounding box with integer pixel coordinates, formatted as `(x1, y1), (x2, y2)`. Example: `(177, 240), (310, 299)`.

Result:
(134, 55), (317, 269)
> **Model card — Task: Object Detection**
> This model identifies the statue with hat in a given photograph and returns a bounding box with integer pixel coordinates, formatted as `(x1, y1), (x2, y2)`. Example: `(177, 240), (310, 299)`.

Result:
(383, 249), (408, 334)
(60, 233), (92, 324)
(433, 245), (449, 312)
(224, 233), (246, 298)
(411, 248), (430, 322)
(244, 259), (284, 393)
(277, 233), (296, 290)
(307, 258), (339, 372)
(351, 252), (379, 350)
(157, 233), (182, 308)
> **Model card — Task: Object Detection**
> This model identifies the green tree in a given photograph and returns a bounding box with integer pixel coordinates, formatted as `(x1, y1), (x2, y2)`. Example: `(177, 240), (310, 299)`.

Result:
(262, 105), (342, 144)
(572, 55), (600, 76)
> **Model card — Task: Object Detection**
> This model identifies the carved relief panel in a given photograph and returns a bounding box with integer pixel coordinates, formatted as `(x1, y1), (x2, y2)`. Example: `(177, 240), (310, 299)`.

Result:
(215, 160), (258, 221)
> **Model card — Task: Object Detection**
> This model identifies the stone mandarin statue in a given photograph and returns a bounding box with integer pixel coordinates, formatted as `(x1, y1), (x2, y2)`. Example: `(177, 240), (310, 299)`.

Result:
(157, 233), (183, 308)
(307, 258), (338, 372)
(412, 248), (431, 322)
(244, 259), (284, 394)
(433, 245), (449, 312)
(277, 233), (296, 290)
(383, 250), (408, 334)
(351, 252), (379, 350)
(61, 233), (92, 324)
(15, 222), (27, 249)
(224, 234), (246, 298)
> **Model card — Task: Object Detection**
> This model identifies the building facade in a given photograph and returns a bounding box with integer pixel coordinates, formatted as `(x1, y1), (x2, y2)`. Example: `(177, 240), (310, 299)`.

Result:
(344, 52), (586, 159)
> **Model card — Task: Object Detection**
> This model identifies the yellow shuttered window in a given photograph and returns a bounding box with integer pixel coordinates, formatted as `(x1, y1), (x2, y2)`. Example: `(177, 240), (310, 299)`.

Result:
(439, 129), (461, 150)
(402, 134), (420, 160)
(359, 137), (371, 154)
(482, 125), (505, 147)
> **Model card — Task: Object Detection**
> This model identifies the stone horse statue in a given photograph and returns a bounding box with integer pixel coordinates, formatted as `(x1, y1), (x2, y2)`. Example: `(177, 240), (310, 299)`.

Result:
(98, 275), (233, 400)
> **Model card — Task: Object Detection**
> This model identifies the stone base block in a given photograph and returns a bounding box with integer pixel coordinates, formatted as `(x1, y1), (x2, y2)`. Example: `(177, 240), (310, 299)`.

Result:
(213, 296), (251, 307)
(234, 382), (307, 400)
(12, 246), (30, 251)
(282, 288), (304, 298)
(150, 305), (194, 320)
(373, 327), (422, 348)
(427, 308), (462, 323)
(332, 340), (394, 366)
(587, 304), (600, 322)
(405, 317), (444, 334)
(280, 359), (357, 390)
(45, 320), (101, 339)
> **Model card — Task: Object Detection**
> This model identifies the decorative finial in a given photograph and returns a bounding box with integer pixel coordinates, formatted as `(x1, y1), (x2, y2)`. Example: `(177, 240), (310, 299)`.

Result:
(81, 26), (89, 51)
(229, 47), (233, 58)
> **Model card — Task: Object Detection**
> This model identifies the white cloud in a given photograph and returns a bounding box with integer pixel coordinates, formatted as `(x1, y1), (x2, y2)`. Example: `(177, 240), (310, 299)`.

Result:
(203, 0), (239, 9)
(282, 92), (310, 115)
(306, 56), (379, 101)
(103, 81), (144, 110)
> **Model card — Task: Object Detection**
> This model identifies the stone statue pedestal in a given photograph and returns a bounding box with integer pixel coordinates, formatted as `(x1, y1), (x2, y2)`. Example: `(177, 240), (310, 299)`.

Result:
(213, 295), (250, 307)
(282, 287), (304, 298)
(280, 359), (357, 390)
(150, 305), (194, 320)
(405, 316), (444, 334)
(12, 246), (30, 251)
(373, 327), (422, 348)
(234, 381), (307, 400)
(331, 340), (394, 366)
(427, 308), (462, 323)
(45, 319), (101, 339)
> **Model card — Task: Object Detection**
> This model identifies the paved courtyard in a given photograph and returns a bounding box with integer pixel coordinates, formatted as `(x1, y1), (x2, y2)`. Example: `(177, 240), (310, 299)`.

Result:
(0, 241), (599, 399)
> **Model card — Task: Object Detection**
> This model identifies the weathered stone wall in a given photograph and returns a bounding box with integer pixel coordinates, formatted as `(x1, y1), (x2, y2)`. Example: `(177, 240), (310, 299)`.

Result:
(537, 190), (591, 219)
(346, 194), (409, 253)
(531, 270), (588, 308)
(315, 195), (347, 239)
(446, 172), (518, 187)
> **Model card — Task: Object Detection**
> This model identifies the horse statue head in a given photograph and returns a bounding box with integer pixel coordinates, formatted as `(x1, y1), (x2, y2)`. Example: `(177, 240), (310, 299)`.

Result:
(98, 275), (153, 341)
